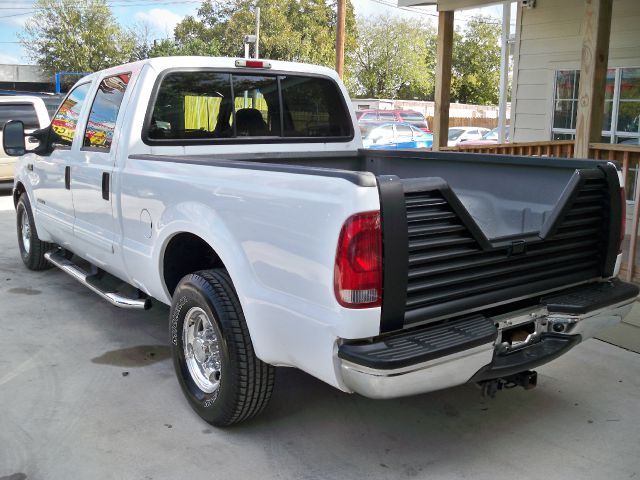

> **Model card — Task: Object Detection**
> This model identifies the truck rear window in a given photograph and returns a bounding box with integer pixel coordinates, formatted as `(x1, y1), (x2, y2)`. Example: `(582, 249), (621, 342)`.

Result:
(145, 70), (352, 143)
(0, 103), (39, 129)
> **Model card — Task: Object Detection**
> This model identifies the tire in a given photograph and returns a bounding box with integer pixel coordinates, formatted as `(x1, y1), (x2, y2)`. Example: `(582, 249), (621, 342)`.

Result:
(170, 269), (275, 427)
(16, 193), (53, 271)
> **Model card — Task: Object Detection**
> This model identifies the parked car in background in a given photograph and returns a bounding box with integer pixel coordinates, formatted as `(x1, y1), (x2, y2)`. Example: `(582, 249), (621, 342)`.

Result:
(0, 96), (50, 181)
(460, 126), (511, 146)
(41, 95), (64, 118)
(361, 122), (433, 149)
(447, 126), (491, 146)
(357, 109), (430, 132)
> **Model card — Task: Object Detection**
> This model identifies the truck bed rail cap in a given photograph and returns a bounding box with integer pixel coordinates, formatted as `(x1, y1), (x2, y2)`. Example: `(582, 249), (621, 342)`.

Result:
(128, 154), (377, 187)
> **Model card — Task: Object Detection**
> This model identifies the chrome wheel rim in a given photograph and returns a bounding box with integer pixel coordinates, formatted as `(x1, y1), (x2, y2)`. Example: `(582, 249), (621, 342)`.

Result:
(183, 307), (222, 394)
(21, 210), (31, 254)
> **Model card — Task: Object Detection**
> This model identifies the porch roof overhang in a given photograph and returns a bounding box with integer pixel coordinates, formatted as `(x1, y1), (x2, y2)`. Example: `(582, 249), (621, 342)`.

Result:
(398, 0), (501, 10)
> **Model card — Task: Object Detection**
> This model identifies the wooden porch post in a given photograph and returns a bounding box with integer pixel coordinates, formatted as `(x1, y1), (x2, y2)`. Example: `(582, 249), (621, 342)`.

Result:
(433, 10), (454, 151)
(335, 0), (346, 79)
(574, 0), (613, 158)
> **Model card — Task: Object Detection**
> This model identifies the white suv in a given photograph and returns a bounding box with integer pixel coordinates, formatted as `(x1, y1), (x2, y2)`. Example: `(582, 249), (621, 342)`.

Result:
(0, 96), (50, 180)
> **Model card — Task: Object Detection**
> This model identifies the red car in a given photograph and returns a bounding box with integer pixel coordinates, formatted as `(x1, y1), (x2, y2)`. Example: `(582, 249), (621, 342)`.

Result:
(356, 109), (430, 133)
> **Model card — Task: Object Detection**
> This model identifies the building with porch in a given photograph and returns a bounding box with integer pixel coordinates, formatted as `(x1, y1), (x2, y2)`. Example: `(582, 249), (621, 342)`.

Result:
(400, 0), (640, 350)
(509, 0), (639, 146)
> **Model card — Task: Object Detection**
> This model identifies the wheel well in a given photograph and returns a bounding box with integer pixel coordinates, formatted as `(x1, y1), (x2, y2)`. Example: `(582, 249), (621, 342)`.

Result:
(162, 233), (224, 297)
(13, 182), (25, 208)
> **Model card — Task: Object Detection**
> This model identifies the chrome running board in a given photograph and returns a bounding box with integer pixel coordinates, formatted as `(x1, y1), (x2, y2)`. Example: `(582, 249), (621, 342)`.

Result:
(44, 250), (152, 310)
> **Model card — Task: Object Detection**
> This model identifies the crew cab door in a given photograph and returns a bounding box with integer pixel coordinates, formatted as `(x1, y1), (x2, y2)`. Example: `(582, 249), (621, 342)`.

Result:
(33, 82), (92, 245)
(71, 73), (131, 267)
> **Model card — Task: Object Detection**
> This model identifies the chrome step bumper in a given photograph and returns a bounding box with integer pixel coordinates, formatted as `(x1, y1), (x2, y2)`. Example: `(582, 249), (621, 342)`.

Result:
(339, 279), (638, 399)
(45, 250), (151, 310)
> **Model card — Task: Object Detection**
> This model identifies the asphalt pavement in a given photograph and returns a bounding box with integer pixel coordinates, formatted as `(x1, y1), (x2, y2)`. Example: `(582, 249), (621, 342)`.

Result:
(0, 187), (639, 480)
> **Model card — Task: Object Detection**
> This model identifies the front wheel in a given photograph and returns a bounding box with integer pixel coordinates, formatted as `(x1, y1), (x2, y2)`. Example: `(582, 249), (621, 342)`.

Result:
(16, 193), (52, 271)
(170, 269), (275, 427)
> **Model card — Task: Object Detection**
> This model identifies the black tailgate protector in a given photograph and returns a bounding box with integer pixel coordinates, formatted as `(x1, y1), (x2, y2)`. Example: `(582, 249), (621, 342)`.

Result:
(471, 333), (581, 382)
(339, 314), (497, 370)
(342, 279), (636, 373)
(473, 279), (637, 382)
(542, 278), (639, 314)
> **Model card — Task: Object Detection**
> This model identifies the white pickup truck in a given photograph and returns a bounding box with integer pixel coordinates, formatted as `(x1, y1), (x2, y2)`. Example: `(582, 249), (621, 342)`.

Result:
(4, 57), (638, 427)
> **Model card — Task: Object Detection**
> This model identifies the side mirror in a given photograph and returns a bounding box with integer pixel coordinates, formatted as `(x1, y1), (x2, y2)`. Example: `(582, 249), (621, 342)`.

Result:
(3, 120), (26, 156)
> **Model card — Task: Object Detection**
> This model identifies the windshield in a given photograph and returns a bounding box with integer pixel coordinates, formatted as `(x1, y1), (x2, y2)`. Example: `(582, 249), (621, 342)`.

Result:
(448, 128), (464, 141)
(360, 124), (384, 138)
(483, 129), (498, 140)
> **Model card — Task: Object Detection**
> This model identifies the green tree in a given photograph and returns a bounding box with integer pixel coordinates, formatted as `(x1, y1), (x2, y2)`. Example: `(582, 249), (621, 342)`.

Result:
(19, 0), (135, 76)
(351, 15), (434, 99)
(171, 0), (356, 67)
(451, 16), (501, 105)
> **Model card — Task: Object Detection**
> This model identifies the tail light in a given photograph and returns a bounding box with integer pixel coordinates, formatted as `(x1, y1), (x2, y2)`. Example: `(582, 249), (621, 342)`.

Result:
(619, 186), (626, 253)
(334, 211), (382, 308)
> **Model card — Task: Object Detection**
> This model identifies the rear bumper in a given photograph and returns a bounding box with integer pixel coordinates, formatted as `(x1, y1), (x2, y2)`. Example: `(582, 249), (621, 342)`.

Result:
(338, 279), (638, 399)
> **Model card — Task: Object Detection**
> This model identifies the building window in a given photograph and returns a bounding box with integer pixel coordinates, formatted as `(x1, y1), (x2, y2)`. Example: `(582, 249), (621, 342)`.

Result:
(553, 67), (640, 200)
(552, 67), (639, 144)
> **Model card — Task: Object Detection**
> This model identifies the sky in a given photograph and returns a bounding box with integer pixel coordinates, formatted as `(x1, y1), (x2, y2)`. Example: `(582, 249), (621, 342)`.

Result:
(0, 0), (507, 66)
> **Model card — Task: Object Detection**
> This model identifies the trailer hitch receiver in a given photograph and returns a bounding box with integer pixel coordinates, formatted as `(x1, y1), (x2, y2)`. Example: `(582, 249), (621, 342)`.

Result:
(479, 370), (538, 398)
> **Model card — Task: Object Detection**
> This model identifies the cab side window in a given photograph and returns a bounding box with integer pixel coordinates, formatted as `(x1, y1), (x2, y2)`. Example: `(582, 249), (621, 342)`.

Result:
(51, 82), (91, 147)
(83, 73), (131, 151)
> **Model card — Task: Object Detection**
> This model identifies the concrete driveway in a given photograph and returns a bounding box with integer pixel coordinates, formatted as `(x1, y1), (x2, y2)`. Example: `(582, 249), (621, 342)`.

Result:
(0, 188), (639, 480)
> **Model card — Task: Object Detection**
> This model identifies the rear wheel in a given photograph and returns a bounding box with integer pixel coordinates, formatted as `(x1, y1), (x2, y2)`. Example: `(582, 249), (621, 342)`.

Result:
(16, 193), (52, 271)
(170, 269), (275, 426)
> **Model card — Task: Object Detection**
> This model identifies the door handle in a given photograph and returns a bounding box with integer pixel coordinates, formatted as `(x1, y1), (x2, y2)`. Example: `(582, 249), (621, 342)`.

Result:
(64, 166), (70, 190)
(101, 172), (110, 201)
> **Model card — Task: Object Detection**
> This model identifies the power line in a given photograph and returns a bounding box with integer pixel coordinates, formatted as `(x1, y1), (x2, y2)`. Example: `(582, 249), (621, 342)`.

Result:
(0, 11), (33, 18)
(0, 0), (201, 19)
(0, 1), (200, 7)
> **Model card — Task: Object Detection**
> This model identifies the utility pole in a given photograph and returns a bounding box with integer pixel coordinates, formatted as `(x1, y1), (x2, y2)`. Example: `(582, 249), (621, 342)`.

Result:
(255, 7), (260, 59)
(335, 0), (346, 78)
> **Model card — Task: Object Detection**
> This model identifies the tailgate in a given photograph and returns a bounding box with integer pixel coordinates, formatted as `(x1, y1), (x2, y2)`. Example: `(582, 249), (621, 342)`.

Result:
(375, 154), (622, 333)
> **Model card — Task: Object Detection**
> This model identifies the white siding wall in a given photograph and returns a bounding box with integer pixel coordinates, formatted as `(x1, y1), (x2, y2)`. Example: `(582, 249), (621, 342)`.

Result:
(511, 0), (640, 142)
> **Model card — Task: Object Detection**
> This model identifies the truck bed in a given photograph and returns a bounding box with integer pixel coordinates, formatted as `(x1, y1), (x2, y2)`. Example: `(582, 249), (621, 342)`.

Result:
(131, 149), (621, 333)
